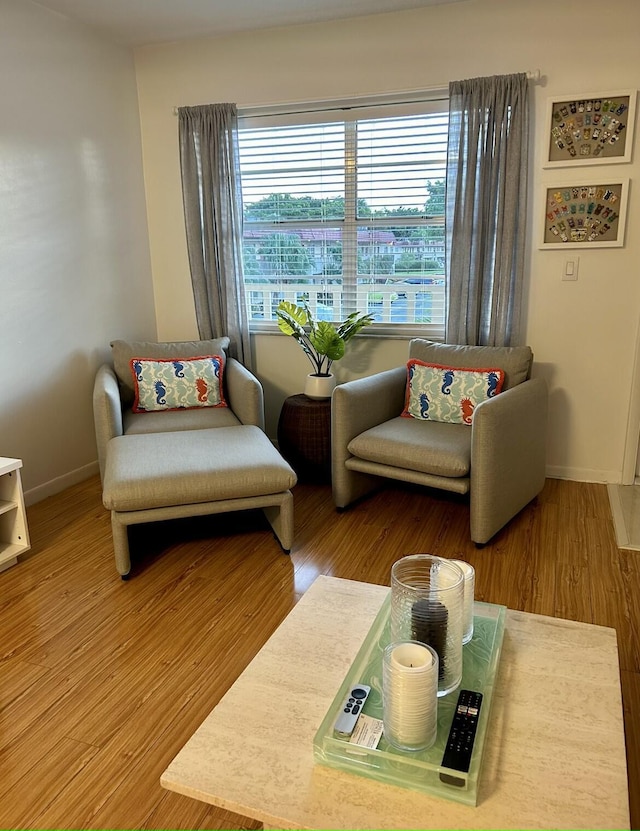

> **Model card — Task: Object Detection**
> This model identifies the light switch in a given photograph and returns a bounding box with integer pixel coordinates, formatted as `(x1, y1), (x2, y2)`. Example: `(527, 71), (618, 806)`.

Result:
(562, 257), (579, 281)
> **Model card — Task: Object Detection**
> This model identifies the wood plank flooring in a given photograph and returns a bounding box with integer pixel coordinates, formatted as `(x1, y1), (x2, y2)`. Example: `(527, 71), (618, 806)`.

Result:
(0, 475), (637, 829)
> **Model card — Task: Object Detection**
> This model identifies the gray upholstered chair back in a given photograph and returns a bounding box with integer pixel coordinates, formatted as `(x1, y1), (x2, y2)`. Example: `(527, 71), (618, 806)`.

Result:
(409, 339), (533, 391)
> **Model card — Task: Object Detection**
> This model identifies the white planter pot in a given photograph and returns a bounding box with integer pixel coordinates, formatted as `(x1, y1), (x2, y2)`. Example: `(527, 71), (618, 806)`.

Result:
(305, 373), (336, 399)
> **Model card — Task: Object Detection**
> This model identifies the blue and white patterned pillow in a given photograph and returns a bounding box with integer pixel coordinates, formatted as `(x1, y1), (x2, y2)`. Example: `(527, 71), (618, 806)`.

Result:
(402, 360), (504, 424)
(130, 355), (227, 413)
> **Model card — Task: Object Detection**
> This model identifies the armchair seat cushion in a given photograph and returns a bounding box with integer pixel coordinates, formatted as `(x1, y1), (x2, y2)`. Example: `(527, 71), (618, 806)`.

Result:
(123, 406), (241, 436)
(347, 416), (471, 479)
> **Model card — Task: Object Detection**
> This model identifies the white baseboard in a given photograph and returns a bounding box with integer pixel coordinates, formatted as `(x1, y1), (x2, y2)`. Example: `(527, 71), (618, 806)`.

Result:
(545, 465), (621, 484)
(18, 461), (622, 507)
(24, 461), (100, 507)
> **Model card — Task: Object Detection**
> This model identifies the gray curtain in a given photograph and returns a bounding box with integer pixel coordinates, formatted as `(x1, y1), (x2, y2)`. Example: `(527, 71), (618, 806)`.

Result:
(445, 73), (529, 346)
(178, 103), (251, 367)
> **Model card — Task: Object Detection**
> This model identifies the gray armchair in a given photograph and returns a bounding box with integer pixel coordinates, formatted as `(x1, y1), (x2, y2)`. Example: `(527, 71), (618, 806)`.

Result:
(332, 339), (548, 545)
(92, 337), (299, 576)
(93, 337), (265, 483)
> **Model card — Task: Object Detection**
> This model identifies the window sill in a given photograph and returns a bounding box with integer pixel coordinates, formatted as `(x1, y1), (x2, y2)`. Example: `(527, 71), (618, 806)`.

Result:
(249, 322), (443, 341)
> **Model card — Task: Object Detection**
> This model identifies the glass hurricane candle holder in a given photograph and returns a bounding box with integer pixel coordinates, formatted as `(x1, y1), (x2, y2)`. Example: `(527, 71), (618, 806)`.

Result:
(390, 554), (464, 697)
(451, 559), (475, 644)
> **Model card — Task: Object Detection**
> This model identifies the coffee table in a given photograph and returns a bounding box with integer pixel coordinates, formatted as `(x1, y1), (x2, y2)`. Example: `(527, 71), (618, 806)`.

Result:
(161, 576), (630, 829)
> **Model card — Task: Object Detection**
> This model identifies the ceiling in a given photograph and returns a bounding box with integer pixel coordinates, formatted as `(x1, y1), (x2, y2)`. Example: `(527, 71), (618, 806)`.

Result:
(32, 0), (466, 47)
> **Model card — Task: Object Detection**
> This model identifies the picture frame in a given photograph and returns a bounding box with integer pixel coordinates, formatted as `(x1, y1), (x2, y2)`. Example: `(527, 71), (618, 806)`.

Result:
(539, 179), (629, 249)
(543, 90), (636, 168)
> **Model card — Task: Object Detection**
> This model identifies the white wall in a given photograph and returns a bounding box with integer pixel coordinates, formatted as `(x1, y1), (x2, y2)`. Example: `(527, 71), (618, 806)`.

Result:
(0, 0), (156, 500)
(134, 0), (640, 481)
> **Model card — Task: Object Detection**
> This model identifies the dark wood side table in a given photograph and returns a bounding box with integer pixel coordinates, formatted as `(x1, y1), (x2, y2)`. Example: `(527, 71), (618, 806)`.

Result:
(277, 394), (331, 483)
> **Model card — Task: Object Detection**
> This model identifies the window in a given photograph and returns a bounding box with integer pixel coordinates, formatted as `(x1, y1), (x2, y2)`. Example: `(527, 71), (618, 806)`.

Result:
(238, 94), (448, 336)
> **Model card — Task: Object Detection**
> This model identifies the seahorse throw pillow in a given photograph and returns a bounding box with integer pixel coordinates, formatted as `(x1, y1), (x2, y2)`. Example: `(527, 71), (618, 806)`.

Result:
(130, 355), (227, 413)
(401, 360), (504, 425)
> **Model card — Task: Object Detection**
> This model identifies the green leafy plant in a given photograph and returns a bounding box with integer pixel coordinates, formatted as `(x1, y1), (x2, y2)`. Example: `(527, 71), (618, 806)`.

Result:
(276, 300), (374, 377)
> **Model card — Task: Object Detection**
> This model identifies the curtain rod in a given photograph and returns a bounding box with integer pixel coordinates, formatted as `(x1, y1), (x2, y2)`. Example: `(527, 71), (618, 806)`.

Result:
(173, 71), (543, 115)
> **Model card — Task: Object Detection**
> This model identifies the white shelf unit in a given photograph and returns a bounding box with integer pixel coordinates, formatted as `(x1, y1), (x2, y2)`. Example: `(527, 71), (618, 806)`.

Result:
(0, 457), (30, 570)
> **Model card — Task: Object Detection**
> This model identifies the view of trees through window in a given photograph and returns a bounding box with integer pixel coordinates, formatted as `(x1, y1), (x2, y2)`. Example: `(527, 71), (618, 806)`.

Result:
(238, 110), (448, 330)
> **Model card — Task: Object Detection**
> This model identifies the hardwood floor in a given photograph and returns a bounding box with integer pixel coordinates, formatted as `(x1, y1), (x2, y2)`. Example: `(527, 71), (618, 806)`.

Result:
(0, 475), (637, 829)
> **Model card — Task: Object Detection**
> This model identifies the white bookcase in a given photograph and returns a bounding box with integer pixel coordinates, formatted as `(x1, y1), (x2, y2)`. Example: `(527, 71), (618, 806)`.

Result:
(0, 457), (30, 571)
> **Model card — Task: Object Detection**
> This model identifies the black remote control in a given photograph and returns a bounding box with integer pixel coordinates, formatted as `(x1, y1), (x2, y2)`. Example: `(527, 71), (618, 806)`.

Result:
(439, 689), (483, 786)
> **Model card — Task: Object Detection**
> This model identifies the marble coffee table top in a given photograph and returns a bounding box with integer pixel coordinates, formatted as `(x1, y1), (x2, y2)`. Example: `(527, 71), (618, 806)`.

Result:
(162, 575), (629, 830)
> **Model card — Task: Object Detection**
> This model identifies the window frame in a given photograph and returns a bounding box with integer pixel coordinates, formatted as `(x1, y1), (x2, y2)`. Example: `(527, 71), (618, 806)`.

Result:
(238, 90), (449, 339)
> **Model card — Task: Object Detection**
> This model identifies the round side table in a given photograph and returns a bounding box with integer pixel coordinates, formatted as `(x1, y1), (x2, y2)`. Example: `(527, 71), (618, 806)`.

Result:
(277, 394), (331, 484)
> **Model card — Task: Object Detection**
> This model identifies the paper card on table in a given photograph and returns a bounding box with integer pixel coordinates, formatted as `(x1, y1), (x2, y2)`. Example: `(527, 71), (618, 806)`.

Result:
(350, 714), (383, 749)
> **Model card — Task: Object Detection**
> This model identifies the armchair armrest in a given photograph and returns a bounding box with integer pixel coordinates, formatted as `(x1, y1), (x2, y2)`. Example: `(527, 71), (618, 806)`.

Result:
(225, 358), (265, 430)
(332, 366), (407, 507)
(93, 364), (124, 483)
(470, 377), (548, 543)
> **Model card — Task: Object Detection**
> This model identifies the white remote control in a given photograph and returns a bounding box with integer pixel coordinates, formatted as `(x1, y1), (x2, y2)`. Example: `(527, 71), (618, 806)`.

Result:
(333, 684), (371, 737)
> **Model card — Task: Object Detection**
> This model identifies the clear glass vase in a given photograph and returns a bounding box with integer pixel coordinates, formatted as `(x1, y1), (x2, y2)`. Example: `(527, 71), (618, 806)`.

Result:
(390, 554), (464, 697)
(451, 559), (475, 644)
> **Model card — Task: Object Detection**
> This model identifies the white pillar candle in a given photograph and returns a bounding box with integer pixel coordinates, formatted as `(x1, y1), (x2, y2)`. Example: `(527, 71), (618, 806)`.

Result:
(390, 641), (434, 671)
(382, 641), (438, 752)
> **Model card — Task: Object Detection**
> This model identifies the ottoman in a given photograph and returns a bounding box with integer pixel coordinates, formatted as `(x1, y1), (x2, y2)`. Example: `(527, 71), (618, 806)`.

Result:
(102, 425), (297, 578)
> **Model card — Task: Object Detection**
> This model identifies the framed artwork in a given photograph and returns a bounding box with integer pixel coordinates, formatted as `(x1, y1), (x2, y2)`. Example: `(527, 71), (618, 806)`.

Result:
(544, 90), (636, 167)
(540, 179), (629, 249)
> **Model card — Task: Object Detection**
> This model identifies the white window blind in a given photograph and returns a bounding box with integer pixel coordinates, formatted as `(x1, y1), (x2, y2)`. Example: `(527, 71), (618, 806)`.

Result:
(238, 94), (448, 336)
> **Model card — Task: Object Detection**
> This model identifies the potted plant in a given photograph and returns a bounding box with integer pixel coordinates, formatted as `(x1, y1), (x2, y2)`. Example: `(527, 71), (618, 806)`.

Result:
(276, 300), (374, 398)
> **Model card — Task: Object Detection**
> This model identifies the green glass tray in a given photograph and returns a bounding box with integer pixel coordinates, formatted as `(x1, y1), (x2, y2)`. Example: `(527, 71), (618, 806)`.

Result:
(313, 595), (506, 806)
